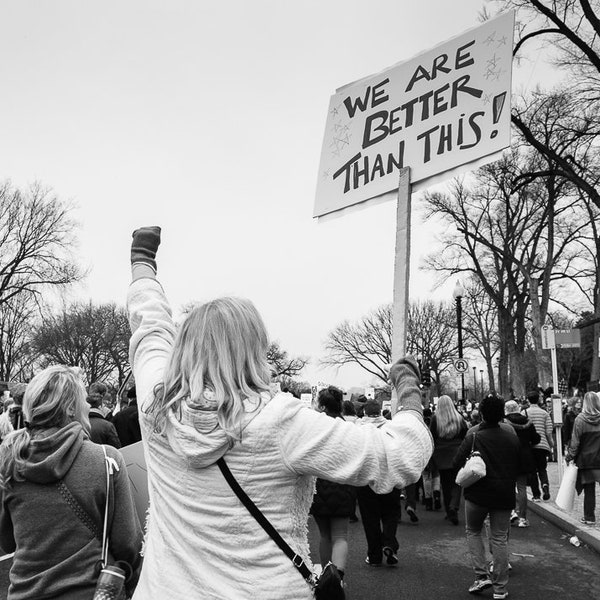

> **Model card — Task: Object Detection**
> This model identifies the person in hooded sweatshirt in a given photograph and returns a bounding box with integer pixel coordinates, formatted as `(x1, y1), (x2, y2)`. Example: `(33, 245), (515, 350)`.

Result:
(126, 227), (433, 599)
(503, 400), (541, 528)
(566, 391), (600, 525)
(0, 365), (142, 600)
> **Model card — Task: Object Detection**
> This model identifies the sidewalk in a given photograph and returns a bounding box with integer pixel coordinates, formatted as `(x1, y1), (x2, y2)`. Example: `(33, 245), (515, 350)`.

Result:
(527, 461), (600, 554)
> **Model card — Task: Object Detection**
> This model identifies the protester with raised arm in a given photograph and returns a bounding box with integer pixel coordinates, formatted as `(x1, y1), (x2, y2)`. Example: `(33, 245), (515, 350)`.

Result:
(126, 226), (433, 599)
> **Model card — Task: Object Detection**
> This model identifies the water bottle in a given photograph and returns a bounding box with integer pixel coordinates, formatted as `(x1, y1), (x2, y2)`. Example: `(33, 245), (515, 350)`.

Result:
(93, 565), (126, 600)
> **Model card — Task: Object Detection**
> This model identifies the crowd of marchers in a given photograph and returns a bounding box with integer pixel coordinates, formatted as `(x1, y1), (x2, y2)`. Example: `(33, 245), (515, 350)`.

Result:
(0, 227), (598, 600)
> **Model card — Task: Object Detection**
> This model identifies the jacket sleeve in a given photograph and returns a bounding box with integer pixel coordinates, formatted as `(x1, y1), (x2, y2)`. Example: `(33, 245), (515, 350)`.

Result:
(105, 423), (122, 449)
(107, 447), (143, 596)
(0, 496), (15, 554)
(452, 431), (474, 470)
(545, 413), (554, 448)
(276, 399), (433, 494)
(127, 278), (177, 412)
(567, 417), (582, 462)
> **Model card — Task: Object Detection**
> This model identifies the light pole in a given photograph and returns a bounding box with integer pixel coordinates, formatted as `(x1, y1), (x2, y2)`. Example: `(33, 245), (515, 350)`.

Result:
(472, 366), (477, 401)
(480, 369), (484, 400)
(453, 280), (465, 404)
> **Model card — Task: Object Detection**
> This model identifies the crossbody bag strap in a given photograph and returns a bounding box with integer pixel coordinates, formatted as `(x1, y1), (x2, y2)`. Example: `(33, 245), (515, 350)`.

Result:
(471, 431), (477, 453)
(216, 457), (313, 584)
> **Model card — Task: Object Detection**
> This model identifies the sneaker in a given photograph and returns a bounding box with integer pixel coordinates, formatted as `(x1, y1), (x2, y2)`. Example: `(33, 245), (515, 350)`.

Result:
(493, 593), (509, 599)
(383, 546), (399, 566)
(406, 506), (419, 523)
(510, 510), (519, 523)
(468, 577), (493, 594)
(517, 518), (529, 528)
(531, 496), (541, 502)
(542, 484), (550, 501)
(580, 517), (596, 525)
(364, 557), (382, 566)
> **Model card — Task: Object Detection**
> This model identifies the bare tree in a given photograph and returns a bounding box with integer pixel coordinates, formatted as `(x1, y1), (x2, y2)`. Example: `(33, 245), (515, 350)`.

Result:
(33, 302), (130, 386)
(267, 342), (308, 379)
(0, 292), (38, 382)
(0, 181), (84, 306)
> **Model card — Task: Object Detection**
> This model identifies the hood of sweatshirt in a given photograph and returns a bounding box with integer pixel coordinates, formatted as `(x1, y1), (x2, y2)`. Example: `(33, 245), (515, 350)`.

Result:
(505, 413), (530, 429)
(19, 421), (85, 484)
(164, 388), (275, 469)
(359, 415), (389, 428)
(581, 412), (600, 426)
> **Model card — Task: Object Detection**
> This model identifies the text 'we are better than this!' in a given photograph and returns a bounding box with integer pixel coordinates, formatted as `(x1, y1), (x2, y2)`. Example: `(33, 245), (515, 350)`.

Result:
(314, 11), (514, 218)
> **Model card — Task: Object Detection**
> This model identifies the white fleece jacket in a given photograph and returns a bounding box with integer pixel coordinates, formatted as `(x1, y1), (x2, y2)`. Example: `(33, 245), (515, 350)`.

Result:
(127, 277), (432, 600)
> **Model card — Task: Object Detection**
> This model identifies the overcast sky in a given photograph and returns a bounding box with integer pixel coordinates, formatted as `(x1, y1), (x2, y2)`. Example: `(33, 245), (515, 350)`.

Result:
(0, 0), (551, 388)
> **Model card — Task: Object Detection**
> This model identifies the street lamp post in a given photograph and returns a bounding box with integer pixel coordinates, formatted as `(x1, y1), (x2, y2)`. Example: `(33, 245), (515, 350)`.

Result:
(472, 366), (477, 401)
(453, 280), (465, 404)
(480, 369), (484, 400)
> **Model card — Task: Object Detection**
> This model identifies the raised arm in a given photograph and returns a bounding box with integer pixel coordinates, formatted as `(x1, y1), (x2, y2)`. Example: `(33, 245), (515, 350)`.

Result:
(127, 226), (177, 411)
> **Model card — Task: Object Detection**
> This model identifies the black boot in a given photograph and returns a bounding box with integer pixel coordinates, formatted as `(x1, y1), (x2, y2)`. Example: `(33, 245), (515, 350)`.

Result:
(424, 498), (433, 511)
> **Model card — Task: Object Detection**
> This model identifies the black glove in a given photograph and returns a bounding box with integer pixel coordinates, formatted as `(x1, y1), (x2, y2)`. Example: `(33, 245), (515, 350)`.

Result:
(131, 226), (161, 272)
(389, 355), (423, 415)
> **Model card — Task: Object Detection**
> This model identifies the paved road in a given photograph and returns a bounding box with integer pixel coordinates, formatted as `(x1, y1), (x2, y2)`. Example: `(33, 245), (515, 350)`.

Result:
(1, 501), (599, 598)
(308, 502), (600, 600)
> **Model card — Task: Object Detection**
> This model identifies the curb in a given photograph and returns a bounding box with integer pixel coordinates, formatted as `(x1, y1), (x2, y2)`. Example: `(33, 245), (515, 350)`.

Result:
(527, 499), (600, 555)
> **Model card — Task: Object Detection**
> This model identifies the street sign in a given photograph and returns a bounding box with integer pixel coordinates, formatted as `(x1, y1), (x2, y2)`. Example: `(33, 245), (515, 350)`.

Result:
(554, 328), (581, 349)
(454, 358), (469, 373)
(541, 325), (555, 350)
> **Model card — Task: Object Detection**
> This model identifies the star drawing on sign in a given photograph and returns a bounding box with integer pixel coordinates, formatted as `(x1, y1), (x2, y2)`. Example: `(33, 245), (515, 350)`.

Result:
(484, 68), (496, 80)
(496, 35), (508, 47)
(494, 68), (506, 81)
(483, 93), (491, 105)
(486, 54), (500, 70)
(483, 31), (496, 46)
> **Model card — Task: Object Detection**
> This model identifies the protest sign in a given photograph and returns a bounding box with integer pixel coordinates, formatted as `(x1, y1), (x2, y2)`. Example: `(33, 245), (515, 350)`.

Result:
(314, 11), (514, 218)
(120, 441), (149, 526)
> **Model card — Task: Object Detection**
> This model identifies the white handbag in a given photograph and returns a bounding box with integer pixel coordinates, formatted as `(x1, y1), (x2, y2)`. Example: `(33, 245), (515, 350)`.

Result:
(456, 432), (486, 488)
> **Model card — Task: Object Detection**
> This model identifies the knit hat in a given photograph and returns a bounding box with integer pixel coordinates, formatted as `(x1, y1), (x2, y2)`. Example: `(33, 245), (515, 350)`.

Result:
(504, 400), (519, 414)
(364, 399), (381, 416)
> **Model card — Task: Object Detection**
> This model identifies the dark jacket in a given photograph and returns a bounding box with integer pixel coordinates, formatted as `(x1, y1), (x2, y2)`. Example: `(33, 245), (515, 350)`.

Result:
(310, 415), (357, 518)
(89, 409), (122, 448)
(112, 401), (142, 447)
(562, 410), (577, 447)
(0, 422), (142, 599)
(429, 414), (468, 470)
(453, 422), (521, 510)
(567, 412), (600, 470)
(504, 413), (540, 475)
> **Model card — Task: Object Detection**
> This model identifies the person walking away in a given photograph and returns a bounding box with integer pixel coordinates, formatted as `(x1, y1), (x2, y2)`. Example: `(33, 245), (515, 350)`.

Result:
(127, 226), (433, 599)
(310, 387), (355, 585)
(566, 391), (600, 525)
(113, 385), (142, 447)
(524, 390), (554, 501)
(0, 365), (142, 599)
(453, 394), (520, 600)
(356, 399), (403, 565)
(504, 400), (540, 528)
(87, 382), (122, 448)
(342, 400), (358, 424)
(562, 397), (582, 454)
(429, 395), (468, 525)
(0, 398), (14, 443)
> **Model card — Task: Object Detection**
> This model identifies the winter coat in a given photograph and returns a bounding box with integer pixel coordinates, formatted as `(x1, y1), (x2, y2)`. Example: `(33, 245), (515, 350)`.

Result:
(0, 422), (142, 599)
(89, 409), (122, 448)
(504, 413), (541, 475)
(525, 404), (554, 453)
(429, 414), (468, 470)
(562, 410), (577, 447)
(567, 412), (600, 470)
(113, 401), (142, 447)
(453, 421), (521, 510)
(127, 277), (433, 600)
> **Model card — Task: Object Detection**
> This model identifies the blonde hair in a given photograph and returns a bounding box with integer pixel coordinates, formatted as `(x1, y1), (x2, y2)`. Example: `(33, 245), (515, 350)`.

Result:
(435, 395), (465, 439)
(582, 391), (600, 417)
(149, 296), (272, 442)
(0, 365), (90, 489)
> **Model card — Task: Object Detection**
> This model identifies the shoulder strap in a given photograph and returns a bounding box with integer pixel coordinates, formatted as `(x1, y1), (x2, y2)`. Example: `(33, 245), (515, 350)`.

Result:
(216, 457), (313, 584)
(471, 431), (477, 453)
